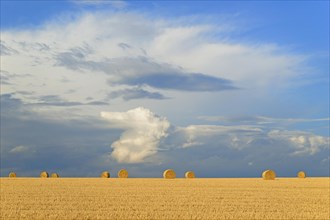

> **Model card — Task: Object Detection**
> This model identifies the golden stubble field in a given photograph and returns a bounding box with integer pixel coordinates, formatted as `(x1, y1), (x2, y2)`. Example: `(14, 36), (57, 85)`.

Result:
(0, 177), (329, 219)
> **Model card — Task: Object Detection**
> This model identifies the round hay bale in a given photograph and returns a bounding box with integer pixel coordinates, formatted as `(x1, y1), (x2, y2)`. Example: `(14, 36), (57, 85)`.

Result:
(163, 169), (176, 179)
(185, 171), (195, 178)
(100, 171), (110, 178)
(9, 172), (16, 178)
(297, 171), (306, 178)
(51, 173), (60, 178)
(40, 171), (49, 178)
(118, 169), (128, 178)
(262, 169), (276, 180)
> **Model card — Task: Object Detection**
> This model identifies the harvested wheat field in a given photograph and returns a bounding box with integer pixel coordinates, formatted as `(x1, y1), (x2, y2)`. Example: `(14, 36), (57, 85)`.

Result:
(0, 178), (329, 219)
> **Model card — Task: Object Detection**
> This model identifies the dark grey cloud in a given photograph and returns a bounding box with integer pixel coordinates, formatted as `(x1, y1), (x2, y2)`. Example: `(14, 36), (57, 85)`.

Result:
(159, 125), (329, 177)
(0, 94), (25, 113)
(31, 95), (108, 106)
(31, 101), (104, 107)
(109, 88), (167, 101)
(199, 115), (330, 128)
(0, 94), (119, 177)
(1, 98), (329, 177)
(55, 51), (237, 92)
(39, 95), (63, 102)
(118, 72), (236, 91)
(16, 91), (35, 96)
(55, 45), (94, 70)
(1, 95), (172, 177)
(0, 93), (108, 108)
(0, 114), (120, 177)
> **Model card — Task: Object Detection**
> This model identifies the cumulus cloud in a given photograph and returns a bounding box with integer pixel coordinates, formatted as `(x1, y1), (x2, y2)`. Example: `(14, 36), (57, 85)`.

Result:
(101, 107), (170, 163)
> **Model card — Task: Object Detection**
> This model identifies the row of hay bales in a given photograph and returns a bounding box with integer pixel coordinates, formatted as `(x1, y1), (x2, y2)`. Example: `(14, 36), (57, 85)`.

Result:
(163, 169), (195, 179)
(7, 169), (195, 178)
(40, 171), (59, 178)
(8, 171), (60, 178)
(100, 169), (129, 178)
(8, 170), (306, 179)
(100, 169), (196, 179)
(262, 170), (306, 180)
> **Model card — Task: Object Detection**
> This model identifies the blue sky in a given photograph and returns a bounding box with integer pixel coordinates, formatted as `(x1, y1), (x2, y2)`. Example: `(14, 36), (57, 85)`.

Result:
(1, 0), (329, 177)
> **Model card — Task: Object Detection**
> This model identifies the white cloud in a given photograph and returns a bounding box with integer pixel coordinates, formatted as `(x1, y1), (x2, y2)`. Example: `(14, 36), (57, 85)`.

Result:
(268, 130), (329, 155)
(101, 107), (170, 163)
(0, 11), (312, 111)
(9, 145), (29, 153)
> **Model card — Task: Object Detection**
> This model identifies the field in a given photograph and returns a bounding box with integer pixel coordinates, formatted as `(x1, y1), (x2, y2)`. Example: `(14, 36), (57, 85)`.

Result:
(1, 177), (329, 219)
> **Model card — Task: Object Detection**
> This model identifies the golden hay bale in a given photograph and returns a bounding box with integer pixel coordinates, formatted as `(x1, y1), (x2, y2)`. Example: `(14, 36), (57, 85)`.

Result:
(185, 171), (195, 178)
(163, 169), (176, 179)
(297, 171), (306, 178)
(262, 169), (276, 180)
(51, 173), (60, 178)
(40, 171), (49, 178)
(118, 169), (128, 178)
(9, 172), (16, 178)
(100, 171), (110, 178)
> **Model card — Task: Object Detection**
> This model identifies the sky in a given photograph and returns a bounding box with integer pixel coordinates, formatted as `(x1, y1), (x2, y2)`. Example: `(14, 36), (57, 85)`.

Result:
(0, 0), (329, 178)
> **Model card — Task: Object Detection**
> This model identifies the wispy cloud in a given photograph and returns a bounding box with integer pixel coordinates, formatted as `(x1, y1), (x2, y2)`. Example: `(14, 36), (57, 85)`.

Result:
(9, 145), (29, 153)
(0, 42), (18, 56)
(109, 88), (167, 101)
(72, 0), (127, 9)
(199, 115), (330, 125)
